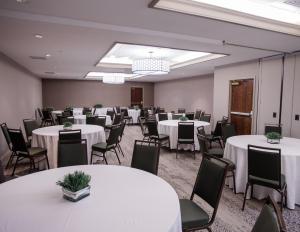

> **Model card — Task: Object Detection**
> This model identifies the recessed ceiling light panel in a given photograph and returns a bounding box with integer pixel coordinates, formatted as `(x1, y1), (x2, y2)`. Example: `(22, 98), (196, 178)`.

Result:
(85, 72), (142, 80)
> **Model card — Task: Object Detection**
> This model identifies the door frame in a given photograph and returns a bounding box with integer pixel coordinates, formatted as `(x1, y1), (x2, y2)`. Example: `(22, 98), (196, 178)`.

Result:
(228, 78), (256, 134)
(130, 86), (144, 106)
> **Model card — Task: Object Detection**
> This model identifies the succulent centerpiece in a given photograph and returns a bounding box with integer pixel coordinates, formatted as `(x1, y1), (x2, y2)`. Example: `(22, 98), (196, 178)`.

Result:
(63, 121), (73, 130)
(94, 104), (103, 108)
(265, 132), (281, 144)
(179, 116), (188, 121)
(57, 171), (91, 202)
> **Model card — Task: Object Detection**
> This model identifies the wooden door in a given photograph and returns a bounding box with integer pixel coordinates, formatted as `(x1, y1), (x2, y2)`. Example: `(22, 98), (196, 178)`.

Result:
(131, 87), (143, 107)
(230, 79), (254, 135)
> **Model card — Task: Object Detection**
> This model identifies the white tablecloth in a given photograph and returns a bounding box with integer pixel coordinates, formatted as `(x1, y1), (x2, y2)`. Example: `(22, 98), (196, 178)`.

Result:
(158, 120), (211, 150)
(73, 115), (112, 125)
(224, 135), (300, 209)
(93, 107), (114, 115)
(0, 165), (182, 232)
(32, 125), (106, 168)
(128, 109), (141, 124)
(72, 108), (83, 116)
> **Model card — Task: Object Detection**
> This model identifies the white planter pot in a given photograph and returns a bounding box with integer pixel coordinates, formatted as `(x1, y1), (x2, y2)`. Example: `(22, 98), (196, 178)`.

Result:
(62, 186), (91, 202)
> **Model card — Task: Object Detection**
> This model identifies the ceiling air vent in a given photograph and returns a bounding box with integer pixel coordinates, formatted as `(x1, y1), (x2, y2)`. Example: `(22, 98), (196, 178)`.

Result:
(283, 0), (300, 8)
(29, 56), (47, 60)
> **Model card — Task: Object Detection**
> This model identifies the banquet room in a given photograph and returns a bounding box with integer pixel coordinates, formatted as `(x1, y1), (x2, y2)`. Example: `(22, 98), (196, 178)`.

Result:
(0, 0), (300, 231)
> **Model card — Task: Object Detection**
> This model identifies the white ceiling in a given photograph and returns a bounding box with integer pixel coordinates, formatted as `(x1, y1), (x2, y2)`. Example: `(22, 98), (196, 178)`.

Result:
(0, 0), (299, 82)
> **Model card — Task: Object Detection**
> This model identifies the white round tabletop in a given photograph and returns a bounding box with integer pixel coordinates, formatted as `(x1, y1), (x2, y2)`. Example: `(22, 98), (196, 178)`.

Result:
(224, 135), (300, 209)
(158, 120), (210, 128)
(0, 165), (181, 232)
(52, 110), (63, 115)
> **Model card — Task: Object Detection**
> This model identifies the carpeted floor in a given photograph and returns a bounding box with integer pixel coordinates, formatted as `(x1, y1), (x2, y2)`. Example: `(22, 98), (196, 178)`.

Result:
(5, 125), (300, 231)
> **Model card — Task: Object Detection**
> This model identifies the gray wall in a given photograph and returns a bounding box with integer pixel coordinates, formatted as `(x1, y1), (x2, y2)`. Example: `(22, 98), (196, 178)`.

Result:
(42, 79), (154, 109)
(154, 74), (214, 113)
(0, 53), (42, 158)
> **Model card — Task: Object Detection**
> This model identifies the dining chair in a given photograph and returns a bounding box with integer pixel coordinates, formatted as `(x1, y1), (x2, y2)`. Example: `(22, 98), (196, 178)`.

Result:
(57, 116), (74, 125)
(41, 109), (54, 126)
(138, 116), (150, 141)
(106, 110), (115, 121)
(145, 120), (170, 148)
(105, 113), (122, 130)
(1, 123), (18, 169)
(58, 129), (82, 141)
(57, 139), (88, 167)
(176, 122), (195, 159)
(221, 123), (236, 144)
(205, 120), (226, 148)
(8, 128), (49, 176)
(82, 107), (92, 115)
(94, 116), (106, 127)
(158, 113), (168, 121)
(62, 110), (73, 117)
(116, 122), (126, 157)
(86, 115), (98, 125)
(178, 108), (186, 113)
(91, 124), (122, 165)
(131, 140), (160, 175)
(199, 114), (211, 123)
(197, 134), (236, 193)
(172, 114), (184, 120)
(242, 145), (287, 211)
(195, 110), (202, 120)
(180, 154), (229, 232)
(265, 123), (282, 135)
(23, 119), (39, 144)
(251, 196), (286, 232)
(185, 113), (195, 120)
(121, 108), (133, 125)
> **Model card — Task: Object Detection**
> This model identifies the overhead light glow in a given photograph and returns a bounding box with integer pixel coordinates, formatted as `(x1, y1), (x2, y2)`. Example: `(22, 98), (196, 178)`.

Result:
(34, 34), (43, 39)
(85, 72), (143, 83)
(102, 76), (125, 84)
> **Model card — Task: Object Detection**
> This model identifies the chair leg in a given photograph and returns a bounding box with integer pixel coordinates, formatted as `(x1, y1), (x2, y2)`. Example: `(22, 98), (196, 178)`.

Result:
(232, 170), (236, 194)
(176, 144), (179, 159)
(118, 144), (125, 157)
(281, 191), (284, 211)
(242, 182), (250, 211)
(11, 156), (20, 176)
(193, 143), (196, 160)
(113, 148), (121, 165)
(90, 150), (94, 164)
(103, 152), (108, 164)
(45, 154), (50, 169)
(5, 152), (15, 169)
(207, 227), (212, 232)
(218, 138), (223, 148)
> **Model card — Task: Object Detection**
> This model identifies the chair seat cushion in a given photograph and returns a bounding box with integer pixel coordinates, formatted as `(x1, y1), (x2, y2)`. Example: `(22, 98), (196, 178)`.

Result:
(208, 148), (224, 158)
(92, 142), (115, 151)
(180, 199), (210, 230)
(158, 134), (169, 140)
(178, 138), (194, 144)
(249, 174), (286, 189)
(28, 147), (47, 156)
(205, 134), (220, 141)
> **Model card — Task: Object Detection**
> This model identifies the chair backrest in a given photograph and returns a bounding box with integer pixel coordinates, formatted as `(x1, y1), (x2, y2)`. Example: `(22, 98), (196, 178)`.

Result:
(82, 107), (92, 115)
(115, 106), (121, 113)
(178, 122), (194, 141)
(121, 108), (129, 117)
(265, 124), (282, 135)
(23, 119), (39, 138)
(248, 145), (282, 189)
(199, 114), (211, 122)
(7, 128), (28, 153)
(95, 116), (106, 127)
(113, 113), (122, 125)
(195, 110), (202, 120)
(158, 108), (165, 113)
(178, 108), (186, 113)
(131, 140), (160, 175)
(107, 124), (122, 147)
(172, 114), (183, 120)
(62, 110), (72, 117)
(57, 139), (88, 167)
(138, 117), (147, 135)
(251, 196), (286, 232)
(158, 113), (168, 121)
(185, 112), (195, 120)
(59, 129), (82, 141)
(222, 123), (236, 143)
(106, 110), (115, 120)
(1, 123), (12, 150)
(192, 155), (228, 218)
(58, 116), (74, 125)
(197, 134), (209, 154)
(212, 120), (223, 137)
(37, 108), (43, 118)
(42, 109), (52, 120)
(86, 116), (98, 125)
(119, 122), (126, 141)
(197, 126), (205, 136)
(145, 120), (159, 137)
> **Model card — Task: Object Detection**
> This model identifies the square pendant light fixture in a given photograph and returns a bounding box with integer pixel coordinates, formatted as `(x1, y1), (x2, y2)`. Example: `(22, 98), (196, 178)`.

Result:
(150, 0), (300, 36)
(96, 43), (227, 74)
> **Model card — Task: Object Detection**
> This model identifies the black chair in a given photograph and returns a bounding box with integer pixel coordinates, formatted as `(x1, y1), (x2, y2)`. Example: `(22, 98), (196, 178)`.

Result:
(58, 129), (82, 141)
(178, 108), (186, 113)
(197, 126), (205, 136)
(177, 122), (195, 159)
(86, 116), (98, 125)
(82, 107), (92, 115)
(131, 140), (160, 175)
(1, 123), (18, 169)
(106, 110), (115, 121)
(197, 134), (236, 193)
(180, 154), (229, 232)
(37, 108), (43, 121)
(62, 110), (73, 117)
(94, 116), (106, 127)
(195, 110), (202, 120)
(91, 124), (122, 165)
(23, 119), (39, 144)
(205, 120), (226, 148)
(265, 124), (282, 135)
(158, 113), (168, 121)
(146, 120), (170, 148)
(222, 123), (236, 144)
(115, 106), (121, 114)
(121, 108), (133, 125)
(251, 196), (286, 232)
(242, 145), (287, 211)
(199, 114), (211, 122)
(138, 116), (150, 141)
(157, 108), (165, 113)
(105, 113), (122, 130)
(58, 139), (88, 167)
(41, 109), (54, 126)
(8, 128), (49, 176)
(185, 113), (194, 120)
(172, 114), (184, 120)
(57, 116), (74, 125)
(116, 122), (126, 157)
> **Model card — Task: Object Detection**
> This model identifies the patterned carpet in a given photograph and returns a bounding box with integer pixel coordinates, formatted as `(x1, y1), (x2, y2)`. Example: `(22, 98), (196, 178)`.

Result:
(5, 125), (300, 231)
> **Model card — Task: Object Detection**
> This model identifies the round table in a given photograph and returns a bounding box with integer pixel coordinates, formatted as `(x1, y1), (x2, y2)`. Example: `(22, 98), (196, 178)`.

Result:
(224, 135), (300, 209)
(158, 120), (211, 150)
(32, 125), (106, 168)
(73, 115), (112, 125)
(0, 165), (182, 232)
(127, 109), (141, 124)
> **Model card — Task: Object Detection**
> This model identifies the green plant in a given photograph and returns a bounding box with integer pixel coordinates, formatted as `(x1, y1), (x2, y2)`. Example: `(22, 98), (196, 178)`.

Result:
(94, 104), (103, 108)
(63, 121), (73, 128)
(86, 112), (93, 117)
(266, 132), (281, 140)
(179, 116), (188, 121)
(57, 171), (91, 192)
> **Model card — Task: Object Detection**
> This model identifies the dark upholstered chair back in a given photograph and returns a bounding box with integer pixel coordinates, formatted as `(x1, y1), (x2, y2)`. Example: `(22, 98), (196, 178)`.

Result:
(199, 114), (211, 122)
(107, 124), (122, 147)
(58, 116), (74, 125)
(158, 113), (168, 121)
(192, 155), (228, 208)
(7, 128), (28, 153)
(58, 139), (88, 167)
(172, 114), (183, 120)
(95, 116), (106, 127)
(59, 129), (81, 141)
(185, 112), (195, 120)
(197, 134), (209, 154)
(121, 108), (129, 117)
(178, 122), (194, 141)
(113, 113), (122, 125)
(131, 140), (160, 175)
(251, 196), (286, 232)
(195, 110), (202, 120)
(23, 119), (39, 138)
(42, 109), (52, 120)
(145, 120), (159, 137)
(86, 116), (98, 125)
(178, 108), (186, 113)
(222, 123), (236, 143)
(265, 124), (282, 135)
(1, 123), (12, 150)
(248, 145), (282, 189)
(106, 110), (115, 120)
